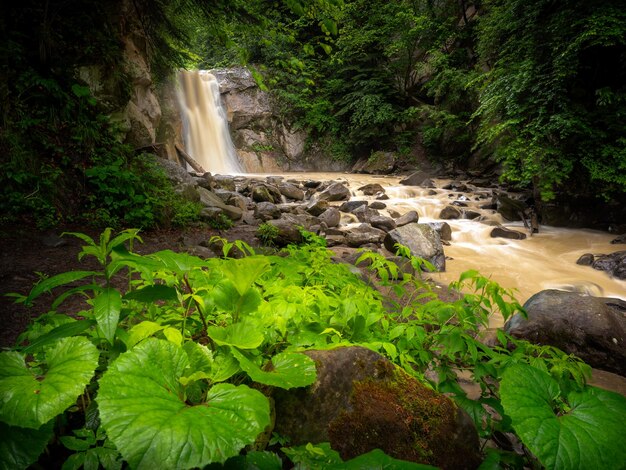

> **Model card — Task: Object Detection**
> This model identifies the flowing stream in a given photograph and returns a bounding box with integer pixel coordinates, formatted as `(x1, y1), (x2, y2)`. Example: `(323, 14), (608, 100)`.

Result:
(176, 70), (624, 317)
(177, 70), (243, 174)
(274, 173), (626, 324)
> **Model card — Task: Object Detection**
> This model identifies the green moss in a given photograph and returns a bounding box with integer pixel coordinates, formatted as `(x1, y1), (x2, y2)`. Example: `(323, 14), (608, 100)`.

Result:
(327, 367), (461, 467)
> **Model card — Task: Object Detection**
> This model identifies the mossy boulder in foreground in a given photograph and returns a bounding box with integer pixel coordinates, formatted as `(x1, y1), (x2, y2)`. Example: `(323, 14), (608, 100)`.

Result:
(273, 347), (480, 469)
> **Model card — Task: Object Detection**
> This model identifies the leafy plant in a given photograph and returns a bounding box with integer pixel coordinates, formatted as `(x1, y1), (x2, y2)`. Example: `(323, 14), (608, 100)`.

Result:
(257, 222), (280, 245)
(205, 212), (234, 230)
(2, 228), (625, 469)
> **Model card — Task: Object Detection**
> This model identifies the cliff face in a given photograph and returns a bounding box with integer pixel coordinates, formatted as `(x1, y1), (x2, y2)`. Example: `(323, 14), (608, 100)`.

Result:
(209, 67), (350, 172)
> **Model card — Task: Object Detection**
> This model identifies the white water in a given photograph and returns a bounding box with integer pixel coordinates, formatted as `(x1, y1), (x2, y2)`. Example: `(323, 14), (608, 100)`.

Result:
(271, 172), (626, 321)
(177, 70), (243, 174)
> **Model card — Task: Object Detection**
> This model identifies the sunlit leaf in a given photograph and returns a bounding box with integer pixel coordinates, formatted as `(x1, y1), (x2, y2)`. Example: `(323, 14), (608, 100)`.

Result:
(0, 337), (98, 428)
(98, 339), (270, 468)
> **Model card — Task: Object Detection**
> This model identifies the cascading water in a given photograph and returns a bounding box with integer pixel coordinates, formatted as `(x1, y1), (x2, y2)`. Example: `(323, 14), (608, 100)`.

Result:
(177, 70), (243, 174)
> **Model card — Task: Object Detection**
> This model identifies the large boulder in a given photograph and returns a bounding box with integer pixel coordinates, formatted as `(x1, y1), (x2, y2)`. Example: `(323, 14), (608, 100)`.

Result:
(317, 182), (351, 202)
(505, 290), (626, 376)
(496, 195), (527, 221)
(439, 205), (462, 220)
(278, 182), (305, 201)
(395, 210), (419, 227)
(490, 227), (527, 240)
(352, 151), (397, 174)
(357, 183), (385, 196)
(352, 205), (380, 223)
(319, 208), (341, 228)
(196, 187), (243, 220)
(592, 251), (626, 280)
(345, 225), (386, 247)
(384, 223), (445, 271)
(399, 171), (431, 186)
(273, 347), (480, 469)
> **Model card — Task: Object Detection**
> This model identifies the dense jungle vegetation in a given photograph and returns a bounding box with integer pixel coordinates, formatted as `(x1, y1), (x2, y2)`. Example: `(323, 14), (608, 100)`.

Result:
(1, 0), (625, 228)
(2, 2), (626, 469)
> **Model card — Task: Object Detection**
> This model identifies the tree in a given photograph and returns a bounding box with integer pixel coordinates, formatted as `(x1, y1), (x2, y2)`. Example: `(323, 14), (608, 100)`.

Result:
(474, 0), (626, 202)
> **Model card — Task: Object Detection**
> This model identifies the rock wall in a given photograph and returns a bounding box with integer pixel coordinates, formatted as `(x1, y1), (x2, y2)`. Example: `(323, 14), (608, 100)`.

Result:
(209, 67), (350, 173)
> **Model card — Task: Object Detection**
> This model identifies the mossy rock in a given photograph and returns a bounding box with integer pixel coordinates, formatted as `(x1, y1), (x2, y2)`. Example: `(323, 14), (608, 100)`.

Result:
(272, 347), (480, 469)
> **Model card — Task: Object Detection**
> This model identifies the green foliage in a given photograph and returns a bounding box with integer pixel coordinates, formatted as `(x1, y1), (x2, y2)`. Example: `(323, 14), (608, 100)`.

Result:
(500, 363), (626, 470)
(257, 222), (280, 245)
(474, 0), (626, 201)
(2, 228), (624, 468)
(205, 212), (234, 230)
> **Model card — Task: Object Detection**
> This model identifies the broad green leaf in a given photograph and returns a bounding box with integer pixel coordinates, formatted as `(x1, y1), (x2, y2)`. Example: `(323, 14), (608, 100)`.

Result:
(163, 327), (182, 346)
(500, 364), (626, 470)
(210, 350), (241, 383)
(0, 421), (53, 470)
(98, 339), (270, 469)
(221, 257), (270, 296)
(207, 321), (264, 349)
(24, 271), (98, 305)
(125, 321), (165, 349)
(20, 319), (96, 354)
(181, 344), (239, 384)
(123, 285), (178, 303)
(94, 288), (121, 343)
(0, 337), (98, 428)
(329, 449), (438, 469)
(150, 250), (206, 274)
(231, 350), (316, 389)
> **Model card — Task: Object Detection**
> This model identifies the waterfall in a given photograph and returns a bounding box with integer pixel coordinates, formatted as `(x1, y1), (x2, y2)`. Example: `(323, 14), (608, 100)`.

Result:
(177, 70), (243, 174)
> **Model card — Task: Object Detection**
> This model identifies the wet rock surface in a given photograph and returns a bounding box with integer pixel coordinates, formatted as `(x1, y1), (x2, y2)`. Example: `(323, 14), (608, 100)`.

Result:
(505, 290), (626, 377)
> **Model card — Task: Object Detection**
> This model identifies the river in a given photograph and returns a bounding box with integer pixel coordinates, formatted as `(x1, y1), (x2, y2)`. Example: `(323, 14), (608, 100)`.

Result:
(271, 172), (626, 324)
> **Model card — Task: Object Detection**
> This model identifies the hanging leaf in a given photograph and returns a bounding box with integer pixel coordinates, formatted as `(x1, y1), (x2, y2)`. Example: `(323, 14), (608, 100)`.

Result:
(500, 364), (626, 470)
(0, 420), (53, 470)
(231, 349), (316, 389)
(93, 287), (121, 344)
(0, 337), (98, 428)
(207, 321), (264, 349)
(20, 319), (96, 354)
(98, 339), (270, 469)
(24, 271), (98, 305)
(123, 285), (178, 303)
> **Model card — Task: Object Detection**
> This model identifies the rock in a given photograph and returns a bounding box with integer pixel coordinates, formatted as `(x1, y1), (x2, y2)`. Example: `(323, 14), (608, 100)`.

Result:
(319, 208), (341, 228)
(214, 190), (247, 212)
(490, 227), (527, 240)
(273, 347), (480, 469)
(267, 218), (304, 246)
(611, 234), (626, 244)
(278, 124), (306, 160)
(306, 199), (330, 216)
(496, 195), (527, 221)
(399, 171), (430, 186)
(254, 202), (281, 221)
(213, 175), (236, 191)
(384, 223), (445, 271)
(395, 210), (419, 227)
(357, 183), (385, 196)
(463, 210), (481, 220)
(352, 205), (380, 223)
(345, 225), (386, 247)
(427, 222), (452, 242)
(317, 182), (351, 202)
(303, 180), (322, 188)
(339, 200), (368, 213)
(439, 206), (462, 220)
(175, 183), (201, 203)
(278, 182), (305, 201)
(420, 178), (437, 188)
(157, 158), (195, 185)
(251, 184), (279, 203)
(371, 216), (396, 232)
(370, 201), (387, 210)
(576, 253), (595, 266)
(592, 251), (626, 280)
(376, 193), (390, 200)
(196, 187), (243, 220)
(325, 234), (346, 247)
(505, 290), (626, 376)
(351, 151), (397, 174)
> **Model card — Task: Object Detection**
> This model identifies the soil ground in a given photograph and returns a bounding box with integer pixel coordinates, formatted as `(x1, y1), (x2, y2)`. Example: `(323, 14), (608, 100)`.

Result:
(0, 224), (259, 348)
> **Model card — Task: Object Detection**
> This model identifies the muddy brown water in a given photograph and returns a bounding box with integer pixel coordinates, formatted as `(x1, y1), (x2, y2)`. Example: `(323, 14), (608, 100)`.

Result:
(266, 172), (626, 328)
